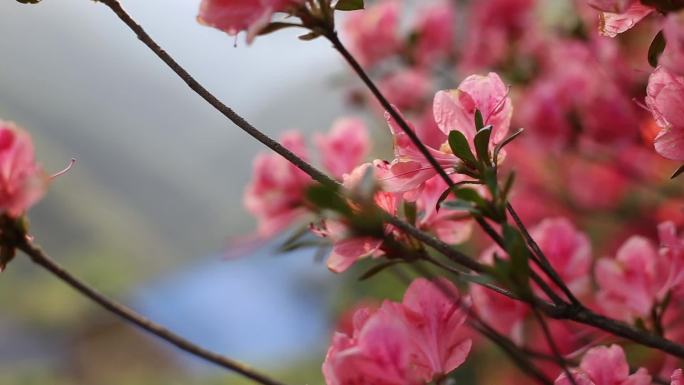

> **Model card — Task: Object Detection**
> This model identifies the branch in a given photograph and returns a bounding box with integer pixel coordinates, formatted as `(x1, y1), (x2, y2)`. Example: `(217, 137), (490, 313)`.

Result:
(17, 239), (289, 385)
(87, 0), (684, 361)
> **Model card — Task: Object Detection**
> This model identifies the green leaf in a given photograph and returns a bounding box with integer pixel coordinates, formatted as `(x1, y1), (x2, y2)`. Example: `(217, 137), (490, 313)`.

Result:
(335, 0), (364, 11)
(448, 130), (477, 166)
(474, 109), (485, 131)
(648, 30), (666, 68)
(671, 163), (684, 179)
(501, 171), (517, 202)
(441, 200), (481, 215)
(454, 188), (486, 206)
(494, 128), (525, 164)
(298, 31), (321, 41)
(474, 126), (493, 166)
(404, 202), (417, 226)
(502, 225), (532, 296)
(306, 184), (351, 215)
(359, 260), (403, 281)
(258, 22), (300, 36)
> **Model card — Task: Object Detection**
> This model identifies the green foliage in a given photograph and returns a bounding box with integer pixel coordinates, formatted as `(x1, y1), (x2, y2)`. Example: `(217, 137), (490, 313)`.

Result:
(335, 0), (364, 11)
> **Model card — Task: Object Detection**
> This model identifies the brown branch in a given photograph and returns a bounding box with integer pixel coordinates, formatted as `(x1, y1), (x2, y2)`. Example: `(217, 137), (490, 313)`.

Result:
(88, 0), (684, 362)
(17, 239), (289, 385)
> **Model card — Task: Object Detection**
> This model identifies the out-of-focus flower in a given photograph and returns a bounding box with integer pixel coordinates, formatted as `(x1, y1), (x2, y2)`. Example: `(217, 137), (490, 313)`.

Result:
(529, 217), (593, 296)
(313, 161), (398, 273)
(342, 1), (400, 67)
(567, 158), (629, 210)
(646, 66), (684, 160)
(380, 69), (432, 111)
(658, 221), (684, 297)
(197, 0), (304, 43)
(415, 175), (473, 245)
(595, 2), (654, 37)
(0, 122), (48, 218)
(471, 246), (529, 342)
(672, 369), (683, 385)
(595, 236), (665, 321)
(385, 73), (512, 194)
(412, 0), (456, 66)
(315, 118), (370, 180)
(460, 0), (537, 71)
(518, 38), (640, 148)
(244, 131), (312, 237)
(661, 12), (684, 76)
(323, 278), (471, 385)
(555, 345), (651, 385)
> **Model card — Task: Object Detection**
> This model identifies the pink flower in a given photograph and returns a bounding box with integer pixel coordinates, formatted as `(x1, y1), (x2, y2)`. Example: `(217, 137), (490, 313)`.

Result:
(400, 278), (472, 380)
(588, 0), (637, 13)
(197, 0), (303, 43)
(646, 66), (684, 161)
(471, 246), (529, 341)
(385, 73), (512, 194)
(415, 175), (473, 245)
(460, 0), (537, 71)
(314, 161), (399, 273)
(342, 1), (400, 67)
(412, 1), (456, 65)
(315, 118), (370, 180)
(243, 131), (312, 237)
(529, 218), (592, 296)
(661, 12), (684, 76)
(596, 2), (654, 37)
(323, 278), (471, 385)
(380, 69), (432, 110)
(0, 122), (48, 218)
(672, 369), (683, 385)
(555, 345), (651, 385)
(658, 221), (684, 296)
(595, 236), (665, 321)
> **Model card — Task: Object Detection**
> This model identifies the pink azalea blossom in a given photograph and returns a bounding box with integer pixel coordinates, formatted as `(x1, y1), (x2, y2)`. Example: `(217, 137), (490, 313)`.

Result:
(0, 122), (48, 218)
(555, 345), (651, 385)
(412, 1), (456, 65)
(646, 66), (684, 160)
(471, 245), (529, 341)
(380, 69), (432, 110)
(323, 278), (471, 385)
(661, 12), (684, 76)
(315, 118), (370, 180)
(529, 217), (593, 296)
(314, 161), (399, 273)
(595, 236), (665, 321)
(672, 369), (683, 385)
(658, 221), (684, 297)
(588, 0), (637, 14)
(596, 2), (654, 37)
(460, 0), (537, 71)
(415, 175), (473, 245)
(243, 131), (312, 237)
(197, 0), (304, 43)
(472, 218), (590, 338)
(342, 1), (400, 67)
(385, 73), (512, 194)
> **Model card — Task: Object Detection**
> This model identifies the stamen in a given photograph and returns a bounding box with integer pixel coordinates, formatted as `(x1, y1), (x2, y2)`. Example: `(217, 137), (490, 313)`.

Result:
(51, 158), (76, 180)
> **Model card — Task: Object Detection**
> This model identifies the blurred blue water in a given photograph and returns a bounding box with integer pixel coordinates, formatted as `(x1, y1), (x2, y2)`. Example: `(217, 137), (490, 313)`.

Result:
(135, 240), (338, 370)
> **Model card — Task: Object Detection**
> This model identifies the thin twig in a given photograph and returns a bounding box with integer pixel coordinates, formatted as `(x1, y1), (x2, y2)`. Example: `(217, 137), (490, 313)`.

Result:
(17, 239), (289, 385)
(507, 204), (582, 307)
(88, 0), (684, 360)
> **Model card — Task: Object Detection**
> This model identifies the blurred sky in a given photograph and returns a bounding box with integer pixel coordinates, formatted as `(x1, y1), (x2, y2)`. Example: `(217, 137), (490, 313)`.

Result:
(0, 0), (347, 262)
(0, 0), (354, 382)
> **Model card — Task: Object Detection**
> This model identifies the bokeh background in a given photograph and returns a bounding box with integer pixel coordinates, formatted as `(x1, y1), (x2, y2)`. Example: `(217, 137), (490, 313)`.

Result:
(0, 1), (382, 383)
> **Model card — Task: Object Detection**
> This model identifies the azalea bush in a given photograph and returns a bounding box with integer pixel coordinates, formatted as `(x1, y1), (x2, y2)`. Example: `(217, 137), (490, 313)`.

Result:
(4, 0), (684, 384)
